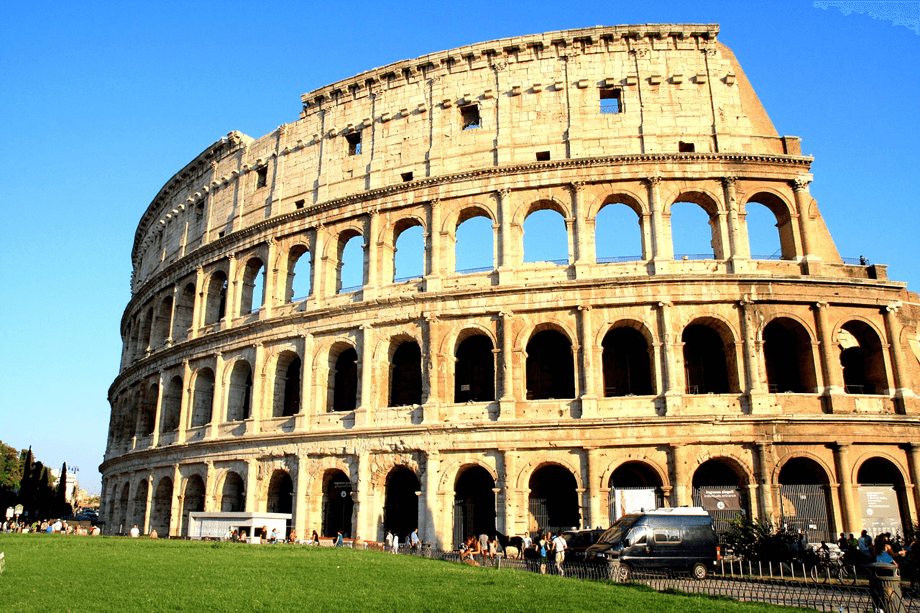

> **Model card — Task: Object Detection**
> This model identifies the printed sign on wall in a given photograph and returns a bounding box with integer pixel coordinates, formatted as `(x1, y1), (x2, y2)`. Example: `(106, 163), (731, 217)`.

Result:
(858, 486), (903, 536)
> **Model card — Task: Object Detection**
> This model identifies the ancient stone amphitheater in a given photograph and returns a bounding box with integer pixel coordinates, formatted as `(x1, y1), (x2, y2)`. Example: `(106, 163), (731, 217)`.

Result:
(102, 24), (920, 546)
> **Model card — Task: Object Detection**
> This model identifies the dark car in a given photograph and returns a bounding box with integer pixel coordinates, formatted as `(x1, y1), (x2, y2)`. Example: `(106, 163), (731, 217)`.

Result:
(563, 529), (605, 563)
(584, 507), (719, 579)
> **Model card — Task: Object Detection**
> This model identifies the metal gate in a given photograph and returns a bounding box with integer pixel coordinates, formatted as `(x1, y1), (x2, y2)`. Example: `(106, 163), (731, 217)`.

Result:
(779, 483), (831, 543)
(528, 497), (550, 534)
(693, 486), (747, 538)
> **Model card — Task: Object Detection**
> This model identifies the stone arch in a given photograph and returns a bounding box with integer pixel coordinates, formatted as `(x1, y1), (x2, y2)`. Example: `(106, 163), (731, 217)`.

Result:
(681, 315), (742, 394)
(306, 457), (355, 498)
(271, 349), (302, 417)
(602, 457), (670, 491)
(607, 459), (667, 521)
(438, 459), (500, 493)
(526, 461), (581, 532)
(762, 316), (819, 393)
(666, 188), (725, 259)
(452, 463), (497, 546)
(664, 188), (724, 216)
(382, 464), (422, 540)
(594, 193), (647, 262)
(321, 468), (354, 537)
(369, 454), (423, 490)
(264, 469), (294, 515)
(521, 199), (570, 264)
(835, 318), (889, 395)
(225, 358), (253, 422)
(453, 329), (496, 403)
(238, 255), (266, 316)
(150, 476), (173, 536)
(160, 375), (183, 432)
(329, 224), (365, 293)
(513, 195), (572, 225)
(203, 268), (229, 325)
(772, 452), (836, 485)
(284, 243), (311, 302)
(444, 202), (496, 233)
(601, 320), (656, 397)
(587, 188), (648, 219)
(743, 190), (796, 260)
(385, 334), (423, 407)
(151, 292), (173, 348)
(180, 473), (206, 537)
(691, 455), (752, 534)
(172, 281), (196, 341)
(327, 340), (358, 413)
(131, 478), (149, 532)
(190, 366), (215, 428)
(452, 205), (496, 273)
(852, 452), (909, 487)
(523, 323), (577, 400)
(514, 456), (585, 492)
(775, 455), (834, 541)
(854, 454), (911, 535)
(218, 470), (246, 512)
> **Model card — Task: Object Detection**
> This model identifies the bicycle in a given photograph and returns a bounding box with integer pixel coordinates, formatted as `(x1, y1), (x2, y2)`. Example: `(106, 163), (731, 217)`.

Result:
(809, 551), (857, 585)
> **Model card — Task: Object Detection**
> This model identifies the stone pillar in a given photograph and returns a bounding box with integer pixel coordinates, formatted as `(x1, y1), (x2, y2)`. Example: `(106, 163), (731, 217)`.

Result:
(151, 371), (165, 447)
(755, 442), (776, 524)
(422, 313), (442, 422)
(177, 360), (192, 443)
(814, 302), (844, 398)
(570, 182), (593, 267)
(585, 447), (603, 530)
(296, 333), (314, 431)
(191, 265), (205, 337)
(226, 254), (239, 323)
(204, 462), (216, 512)
(496, 189), (516, 284)
(143, 474), (154, 534)
(656, 301), (682, 414)
(356, 324), (374, 426)
(423, 450), (440, 548)
(209, 353), (224, 438)
(426, 199), (442, 291)
(364, 210), (380, 300)
(791, 178), (816, 260)
(884, 305), (915, 405)
(169, 465), (183, 537)
(355, 451), (372, 541)
(578, 305), (598, 417)
(294, 455), (309, 541)
(263, 237), (278, 319)
(669, 444), (693, 507)
(501, 449), (520, 537)
(498, 311), (516, 419)
(251, 343), (266, 434)
(312, 224), (326, 301)
(166, 285), (179, 346)
(244, 459), (259, 513)
(646, 176), (672, 270)
(833, 443), (860, 533)
(723, 177), (750, 270)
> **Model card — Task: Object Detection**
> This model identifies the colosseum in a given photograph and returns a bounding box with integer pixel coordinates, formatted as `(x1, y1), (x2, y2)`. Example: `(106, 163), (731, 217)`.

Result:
(102, 23), (920, 546)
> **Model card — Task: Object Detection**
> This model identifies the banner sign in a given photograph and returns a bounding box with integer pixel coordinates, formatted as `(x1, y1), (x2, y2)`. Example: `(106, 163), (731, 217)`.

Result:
(699, 487), (741, 511)
(858, 486), (903, 536)
(610, 488), (658, 521)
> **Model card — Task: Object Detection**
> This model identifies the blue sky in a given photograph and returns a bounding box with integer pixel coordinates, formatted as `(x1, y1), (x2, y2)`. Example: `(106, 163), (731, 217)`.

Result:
(1, 1), (917, 496)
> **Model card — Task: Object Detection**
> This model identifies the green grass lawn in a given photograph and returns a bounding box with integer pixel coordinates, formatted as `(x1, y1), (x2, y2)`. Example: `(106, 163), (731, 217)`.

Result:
(0, 535), (801, 613)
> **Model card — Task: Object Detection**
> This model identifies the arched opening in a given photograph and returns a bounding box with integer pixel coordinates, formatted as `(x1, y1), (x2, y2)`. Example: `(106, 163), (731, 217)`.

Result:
(764, 318), (817, 393)
(273, 352), (301, 417)
(523, 207), (568, 264)
(150, 477), (173, 536)
(220, 472), (245, 512)
(139, 383), (158, 436)
(525, 329), (575, 400)
(839, 321), (888, 395)
(266, 470), (294, 536)
(190, 368), (215, 428)
(138, 307), (153, 353)
(172, 283), (195, 342)
(454, 335), (495, 403)
(602, 327), (653, 396)
(670, 196), (719, 259)
(682, 324), (732, 394)
(609, 462), (664, 523)
(528, 464), (579, 533)
(204, 270), (228, 325)
(745, 193), (795, 260)
(330, 347), (358, 413)
(131, 480), (149, 533)
(160, 375), (183, 432)
(322, 470), (353, 538)
(389, 341), (422, 407)
(180, 475), (205, 537)
(596, 200), (643, 262)
(152, 296), (173, 348)
(692, 459), (748, 536)
(286, 245), (311, 303)
(857, 457), (908, 537)
(117, 483), (130, 534)
(338, 233), (364, 293)
(239, 257), (265, 315)
(393, 223), (424, 282)
(383, 467), (420, 542)
(778, 457), (832, 542)
(226, 360), (253, 422)
(455, 213), (494, 273)
(453, 465), (496, 548)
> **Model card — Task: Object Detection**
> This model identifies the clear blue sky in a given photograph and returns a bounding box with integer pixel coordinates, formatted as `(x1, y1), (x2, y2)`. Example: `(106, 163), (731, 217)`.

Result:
(1, 1), (917, 496)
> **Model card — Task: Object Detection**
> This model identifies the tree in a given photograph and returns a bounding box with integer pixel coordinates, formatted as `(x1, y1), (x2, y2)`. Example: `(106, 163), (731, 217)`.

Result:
(56, 462), (72, 516)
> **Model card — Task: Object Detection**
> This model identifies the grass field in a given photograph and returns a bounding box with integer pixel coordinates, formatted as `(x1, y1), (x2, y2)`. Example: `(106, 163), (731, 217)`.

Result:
(0, 535), (803, 612)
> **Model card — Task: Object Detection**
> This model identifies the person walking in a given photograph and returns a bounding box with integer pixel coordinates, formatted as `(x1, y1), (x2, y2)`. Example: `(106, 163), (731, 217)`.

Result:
(334, 531), (344, 547)
(410, 528), (421, 551)
(552, 532), (568, 577)
(385, 530), (394, 552)
(537, 533), (549, 575)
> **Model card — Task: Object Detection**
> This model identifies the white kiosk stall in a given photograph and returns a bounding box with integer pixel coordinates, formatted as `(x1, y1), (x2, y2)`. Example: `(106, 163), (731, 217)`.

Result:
(187, 512), (291, 543)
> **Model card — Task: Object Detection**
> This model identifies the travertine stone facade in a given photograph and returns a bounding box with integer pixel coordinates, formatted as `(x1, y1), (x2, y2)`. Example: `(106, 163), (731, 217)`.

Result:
(102, 24), (920, 546)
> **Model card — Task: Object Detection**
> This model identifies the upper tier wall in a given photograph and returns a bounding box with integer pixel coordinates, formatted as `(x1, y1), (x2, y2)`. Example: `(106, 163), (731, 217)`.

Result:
(130, 24), (800, 290)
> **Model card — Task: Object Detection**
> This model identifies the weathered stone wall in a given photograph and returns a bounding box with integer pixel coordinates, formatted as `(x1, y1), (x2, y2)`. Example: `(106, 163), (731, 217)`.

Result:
(103, 25), (920, 547)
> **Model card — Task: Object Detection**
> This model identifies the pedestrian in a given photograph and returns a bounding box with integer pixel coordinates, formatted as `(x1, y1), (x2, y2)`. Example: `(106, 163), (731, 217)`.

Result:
(537, 533), (549, 575)
(552, 531), (568, 576)
(149, 528), (159, 539)
(130, 524), (140, 538)
(334, 530), (344, 547)
(392, 533), (400, 554)
(385, 530), (394, 552)
(837, 532), (849, 551)
(410, 528), (421, 551)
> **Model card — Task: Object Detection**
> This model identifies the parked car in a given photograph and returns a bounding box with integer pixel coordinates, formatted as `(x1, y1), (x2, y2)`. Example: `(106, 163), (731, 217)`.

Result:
(585, 507), (719, 579)
(562, 528), (606, 564)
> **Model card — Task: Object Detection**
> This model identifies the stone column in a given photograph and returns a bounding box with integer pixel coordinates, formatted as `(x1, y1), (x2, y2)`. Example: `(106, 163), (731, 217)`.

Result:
(578, 305), (598, 417)
(166, 285), (179, 346)
(209, 353), (224, 438)
(833, 443), (860, 533)
(191, 265), (205, 337)
(814, 302), (844, 397)
(204, 462), (216, 512)
(364, 210), (380, 300)
(226, 254), (239, 323)
(297, 333), (314, 431)
(905, 444), (920, 520)
(723, 177), (750, 269)
(498, 311), (516, 419)
(294, 455), (309, 541)
(501, 449), (519, 537)
(426, 199), (442, 291)
(422, 313), (442, 422)
(251, 343), (266, 434)
(570, 182), (593, 266)
(356, 324), (374, 427)
(585, 447), (603, 530)
(263, 237), (278, 319)
(355, 451), (372, 541)
(646, 176), (671, 271)
(177, 360), (192, 443)
(143, 474), (154, 534)
(169, 465), (183, 538)
(739, 299), (764, 394)
(423, 450), (440, 548)
(312, 224), (326, 301)
(656, 301), (681, 413)
(669, 444), (693, 508)
(496, 189), (516, 284)
(151, 371), (165, 447)
(755, 442), (776, 524)
(791, 178), (816, 260)
(884, 305), (915, 404)
(244, 459), (259, 513)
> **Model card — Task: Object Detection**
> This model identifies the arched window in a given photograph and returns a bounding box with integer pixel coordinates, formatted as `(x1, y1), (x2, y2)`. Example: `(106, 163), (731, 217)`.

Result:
(160, 375), (183, 432)
(528, 465), (579, 533)
(393, 223), (424, 282)
(682, 324), (731, 394)
(220, 472), (245, 512)
(172, 283), (195, 342)
(180, 475), (205, 537)
(692, 459), (748, 535)
(322, 470), (353, 538)
(239, 257), (265, 315)
(383, 467), (420, 540)
(273, 352), (301, 417)
(138, 307), (153, 353)
(763, 318), (817, 393)
(839, 321), (888, 395)
(602, 327), (653, 396)
(525, 329), (575, 400)
(330, 346), (358, 413)
(390, 341), (422, 407)
(226, 360), (253, 422)
(152, 296), (173, 348)
(266, 471), (294, 515)
(150, 477), (173, 536)
(190, 368), (215, 427)
(778, 458), (832, 541)
(455, 213), (494, 272)
(670, 192), (721, 259)
(523, 208), (568, 264)
(596, 200), (643, 262)
(131, 480), (148, 533)
(204, 271), (228, 324)
(745, 193), (795, 260)
(454, 335), (495, 402)
(286, 245), (311, 303)
(453, 465), (495, 549)
(139, 383), (158, 436)
(338, 233), (364, 293)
